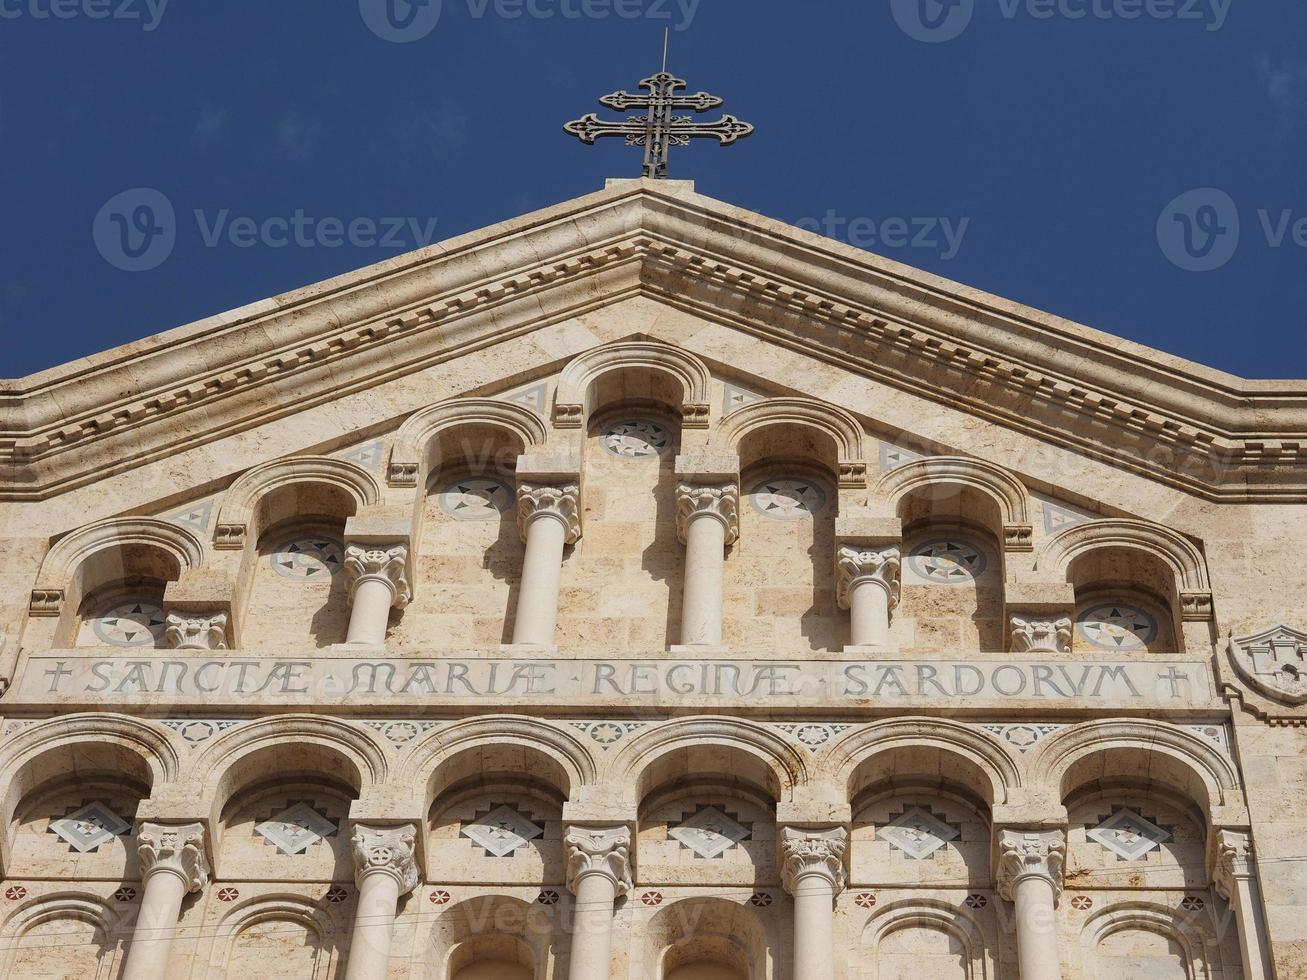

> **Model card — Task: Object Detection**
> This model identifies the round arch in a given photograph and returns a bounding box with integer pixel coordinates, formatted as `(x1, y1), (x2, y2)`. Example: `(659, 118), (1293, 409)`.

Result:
(608, 718), (808, 805)
(824, 718), (1021, 808)
(1079, 901), (1215, 979)
(875, 456), (1033, 549)
(1028, 720), (1240, 817)
(0, 893), (125, 977)
(1037, 519), (1211, 594)
(429, 895), (556, 980)
(645, 897), (770, 980)
(861, 899), (992, 980)
(386, 398), (550, 488)
(715, 398), (868, 487)
(213, 456), (381, 549)
(396, 716), (598, 813)
(553, 340), (713, 430)
(201, 894), (338, 980)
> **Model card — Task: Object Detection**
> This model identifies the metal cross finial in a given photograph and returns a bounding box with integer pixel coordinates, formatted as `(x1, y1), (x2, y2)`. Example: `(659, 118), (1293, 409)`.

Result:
(564, 70), (755, 179)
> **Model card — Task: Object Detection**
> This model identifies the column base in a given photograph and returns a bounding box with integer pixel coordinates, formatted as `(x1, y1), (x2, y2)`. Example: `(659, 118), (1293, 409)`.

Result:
(498, 644), (560, 656)
(330, 642), (387, 653)
(669, 644), (732, 655)
(842, 644), (900, 655)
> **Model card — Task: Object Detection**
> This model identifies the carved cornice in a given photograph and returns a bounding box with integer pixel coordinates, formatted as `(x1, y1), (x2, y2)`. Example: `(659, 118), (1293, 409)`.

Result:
(164, 611), (229, 651)
(675, 483), (740, 545)
(835, 547), (901, 611)
(350, 823), (421, 895)
(344, 544), (412, 609)
(564, 825), (633, 898)
(780, 826), (848, 897)
(3, 182), (1305, 502)
(517, 484), (582, 544)
(137, 821), (209, 892)
(996, 829), (1066, 905)
(1010, 617), (1073, 654)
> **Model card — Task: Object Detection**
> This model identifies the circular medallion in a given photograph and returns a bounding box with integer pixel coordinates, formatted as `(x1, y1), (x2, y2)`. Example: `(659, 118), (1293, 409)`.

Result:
(750, 479), (827, 521)
(438, 478), (512, 520)
(600, 419), (671, 459)
(88, 601), (167, 648)
(271, 537), (344, 580)
(908, 539), (988, 584)
(1078, 602), (1158, 651)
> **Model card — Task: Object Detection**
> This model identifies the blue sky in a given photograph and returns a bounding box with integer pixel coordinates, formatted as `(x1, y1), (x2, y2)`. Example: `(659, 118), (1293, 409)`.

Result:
(1, 0), (1304, 379)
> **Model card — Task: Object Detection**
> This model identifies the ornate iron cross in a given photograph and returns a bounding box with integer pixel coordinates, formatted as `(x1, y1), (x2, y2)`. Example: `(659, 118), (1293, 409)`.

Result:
(564, 72), (755, 179)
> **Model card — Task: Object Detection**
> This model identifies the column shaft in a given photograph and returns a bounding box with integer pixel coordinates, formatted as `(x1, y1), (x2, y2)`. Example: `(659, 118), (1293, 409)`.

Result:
(1012, 876), (1061, 980)
(568, 871), (619, 980)
(121, 870), (187, 980)
(346, 577), (395, 646)
(344, 872), (402, 980)
(848, 579), (890, 647)
(512, 514), (567, 646)
(681, 513), (727, 646)
(790, 872), (837, 980)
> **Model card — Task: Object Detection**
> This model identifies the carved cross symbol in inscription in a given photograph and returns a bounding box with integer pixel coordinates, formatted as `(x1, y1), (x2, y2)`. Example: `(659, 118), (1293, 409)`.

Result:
(564, 71), (755, 179)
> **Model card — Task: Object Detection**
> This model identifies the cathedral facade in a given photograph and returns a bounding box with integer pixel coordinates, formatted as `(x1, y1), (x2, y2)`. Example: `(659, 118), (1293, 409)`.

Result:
(0, 178), (1305, 979)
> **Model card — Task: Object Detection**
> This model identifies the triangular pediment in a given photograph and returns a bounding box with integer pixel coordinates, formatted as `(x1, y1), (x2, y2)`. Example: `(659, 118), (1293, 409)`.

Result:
(2, 178), (1305, 508)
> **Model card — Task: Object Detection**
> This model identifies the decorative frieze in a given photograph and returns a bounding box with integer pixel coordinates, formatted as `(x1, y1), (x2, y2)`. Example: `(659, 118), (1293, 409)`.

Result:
(564, 826), (633, 897)
(350, 823), (421, 895)
(1010, 617), (1072, 654)
(164, 611), (230, 651)
(996, 829), (1066, 904)
(675, 482), (740, 544)
(780, 827), (848, 897)
(516, 484), (582, 544)
(137, 822), (210, 892)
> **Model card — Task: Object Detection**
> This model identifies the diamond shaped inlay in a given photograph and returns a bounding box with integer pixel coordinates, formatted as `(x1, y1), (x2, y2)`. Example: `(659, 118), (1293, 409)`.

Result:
(668, 806), (750, 859)
(49, 801), (131, 853)
(1087, 809), (1172, 861)
(461, 805), (544, 858)
(255, 802), (337, 855)
(877, 805), (960, 860)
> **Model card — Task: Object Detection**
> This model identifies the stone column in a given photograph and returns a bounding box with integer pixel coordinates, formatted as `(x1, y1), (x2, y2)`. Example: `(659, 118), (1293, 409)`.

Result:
(122, 822), (209, 980)
(835, 546), (901, 648)
(781, 827), (848, 980)
(997, 829), (1066, 980)
(1215, 830), (1272, 980)
(345, 824), (421, 980)
(675, 483), (740, 647)
(564, 826), (632, 980)
(343, 544), (411, 647)
(512, 484), (582, 646)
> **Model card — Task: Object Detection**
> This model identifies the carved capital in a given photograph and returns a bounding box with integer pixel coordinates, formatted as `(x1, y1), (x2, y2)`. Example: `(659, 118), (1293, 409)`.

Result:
(351, 823), (421, 895)
(344, 544), (412, 608)
(517, 484), (582, 544)
(1215, 829), (1254, 900)
(164, 611), (229, 651)
(137, 822), (209, 893)
(1004, 524), (1035, 553)
(675, 483), (740, 545)
(1010, 616), (1072, 654)
(1180, 591), (1214, 622)
(29, 589), (64, 617)
(564, 825), (632, 898)
(997, 829), (1066, 904)
(835, 546), (901, 610)
(780, 826), (848, 897)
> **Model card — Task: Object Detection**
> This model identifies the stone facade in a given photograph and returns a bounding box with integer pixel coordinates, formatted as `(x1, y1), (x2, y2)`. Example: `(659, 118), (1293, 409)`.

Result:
(0, 178), (1305, 978)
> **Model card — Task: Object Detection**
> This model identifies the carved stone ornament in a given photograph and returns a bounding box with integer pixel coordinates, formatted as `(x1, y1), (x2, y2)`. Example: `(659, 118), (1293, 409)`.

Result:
(780, 826), (848, 897)
(564, 825), (633, 897)
(343, 544), (412, 608)
(517, 484), (582, 544)
(137, 822), (210, 892)
(1214, 829), (1253, 901)
(835, 547), (901, 611)
(997, 829), (1066, 905)
(1228, 625), (1307, 705)
(164, 611), (229, 651)
(675, 483), (740, 545)
(350, 823), (421, 895)
(1010, 617), (1073, 654)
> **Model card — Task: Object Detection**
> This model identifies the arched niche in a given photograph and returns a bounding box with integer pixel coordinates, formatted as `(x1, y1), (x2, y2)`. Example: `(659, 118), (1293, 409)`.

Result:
(876, 456), (1033, 552)
(715, 397), (869, 495)
(427, 896), (555, 980)
(643, 898), (770, 980)
(204, 896), (339, 980)
(387, 398), (548, 488)
(861, 900), (992, 980)
(1065, 547), (1181, 654)
(0, 895), (126, 979)
(448, 934), (536, 980)
(552, 339), (712, 432)
(1080, 903), (1217, 980)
